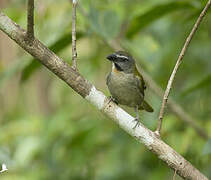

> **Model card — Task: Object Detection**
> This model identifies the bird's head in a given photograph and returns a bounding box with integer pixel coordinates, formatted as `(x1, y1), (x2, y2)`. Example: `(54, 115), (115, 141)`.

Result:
(106, 51), (135, 73)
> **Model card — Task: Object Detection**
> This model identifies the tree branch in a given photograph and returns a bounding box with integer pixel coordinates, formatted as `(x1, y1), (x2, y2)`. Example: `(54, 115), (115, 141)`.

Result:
(0, 13), (208, 180)
(72, 0), (77, 70)
(156, 0), (211, 136)
(26, 0), (34, 41)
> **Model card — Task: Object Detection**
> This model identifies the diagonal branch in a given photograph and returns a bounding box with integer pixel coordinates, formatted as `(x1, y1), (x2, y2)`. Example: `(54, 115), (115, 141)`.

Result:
(0, 13), (208, 180)
(72, 0), (77, 70)
(155, 0), (211, 136)
(26, 0), (34, 41)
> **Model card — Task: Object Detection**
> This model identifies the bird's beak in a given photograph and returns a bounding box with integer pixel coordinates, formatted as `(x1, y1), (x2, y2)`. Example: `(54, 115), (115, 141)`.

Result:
(106, 53), (116, 62)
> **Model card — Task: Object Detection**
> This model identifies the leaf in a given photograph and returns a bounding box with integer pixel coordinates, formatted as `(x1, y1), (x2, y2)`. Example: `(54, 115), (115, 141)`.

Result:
(181, 74), (211, 96)
(101, 10), (121, 39)
(126, 2), (194, 38)
(14, 136), (40, 166)
(0, 57), (30, 87)
(202, 139), (211, 155)
(21, 32), (84, 82)
(88, 6), (121, 39)
(67, 128), (94, 148)
(88, 6), (102, 36)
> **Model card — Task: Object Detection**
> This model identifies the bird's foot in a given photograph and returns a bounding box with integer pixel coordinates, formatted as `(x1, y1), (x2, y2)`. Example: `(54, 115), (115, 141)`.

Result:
(154, 130), (161, 139)
(133, 118), (140, 129)
(108, 96), (118, 105)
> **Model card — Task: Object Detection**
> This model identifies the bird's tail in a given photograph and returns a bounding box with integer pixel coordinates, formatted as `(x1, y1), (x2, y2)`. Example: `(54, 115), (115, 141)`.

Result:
(139, 100), (154, 112)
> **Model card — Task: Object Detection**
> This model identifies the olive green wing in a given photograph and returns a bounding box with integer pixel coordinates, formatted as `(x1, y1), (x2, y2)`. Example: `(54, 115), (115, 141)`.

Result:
(135, 66), (154, 112)
(134, 66), (146, 96)
(141, 100), (154, 112)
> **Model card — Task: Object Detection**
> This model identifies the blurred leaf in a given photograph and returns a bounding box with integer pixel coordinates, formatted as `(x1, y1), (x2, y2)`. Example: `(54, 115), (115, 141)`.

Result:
(0, 58), (30, 87)
(21, 32), (84, 82)
(14, 136), (41, 166)
(101, 10), (121, 39)
(88, 6), (102, 36)
(68, 127), (94, 148)
(126, 2), (194, 38)
(182, 74), (211, 96)
(202, 139), (211, 155)
(88, 6), (121, 39)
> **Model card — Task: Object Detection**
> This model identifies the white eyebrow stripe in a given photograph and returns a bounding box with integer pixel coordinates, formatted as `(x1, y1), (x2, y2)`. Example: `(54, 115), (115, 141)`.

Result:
(115, 54), (129, 59)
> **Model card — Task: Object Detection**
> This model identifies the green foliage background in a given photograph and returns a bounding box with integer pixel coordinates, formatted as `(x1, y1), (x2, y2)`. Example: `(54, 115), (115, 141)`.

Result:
(0, 0), (211, 179)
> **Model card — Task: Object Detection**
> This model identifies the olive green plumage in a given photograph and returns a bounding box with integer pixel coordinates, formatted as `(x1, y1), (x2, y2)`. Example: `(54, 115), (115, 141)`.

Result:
(106, 51), (153, 113)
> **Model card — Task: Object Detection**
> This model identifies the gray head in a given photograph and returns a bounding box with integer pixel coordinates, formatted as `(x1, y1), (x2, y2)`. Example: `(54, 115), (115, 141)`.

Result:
(106, 51), (135, 73)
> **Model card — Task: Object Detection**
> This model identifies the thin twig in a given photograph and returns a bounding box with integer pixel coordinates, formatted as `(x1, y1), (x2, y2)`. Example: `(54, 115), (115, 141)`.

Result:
(72, 0), (77, 70)
(27, 0), (34, 41)
(155, 0), (211, 136)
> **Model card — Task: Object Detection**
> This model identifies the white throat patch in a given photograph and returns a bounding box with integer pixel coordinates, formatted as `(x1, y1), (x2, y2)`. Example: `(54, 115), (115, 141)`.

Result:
(112, 63), (115, 70)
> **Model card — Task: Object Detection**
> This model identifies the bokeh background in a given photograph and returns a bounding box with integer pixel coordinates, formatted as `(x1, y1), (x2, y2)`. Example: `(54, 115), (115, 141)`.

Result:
(0, 0), (211, 179)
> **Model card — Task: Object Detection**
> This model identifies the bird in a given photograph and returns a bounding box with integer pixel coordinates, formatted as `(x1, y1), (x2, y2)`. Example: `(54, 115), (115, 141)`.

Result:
(106, 51), (153, 128)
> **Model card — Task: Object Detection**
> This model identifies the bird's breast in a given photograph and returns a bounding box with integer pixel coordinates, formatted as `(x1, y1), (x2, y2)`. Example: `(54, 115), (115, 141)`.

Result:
(106, 72), (143, 107)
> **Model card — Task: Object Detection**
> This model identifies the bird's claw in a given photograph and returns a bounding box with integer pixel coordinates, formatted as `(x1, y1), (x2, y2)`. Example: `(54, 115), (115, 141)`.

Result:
(133, 118), (140, 129)
(108, 96), (118, 105)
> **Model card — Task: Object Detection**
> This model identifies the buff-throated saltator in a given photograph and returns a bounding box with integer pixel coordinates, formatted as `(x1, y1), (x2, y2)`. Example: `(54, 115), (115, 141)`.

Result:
(106, 51), (153, 128)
